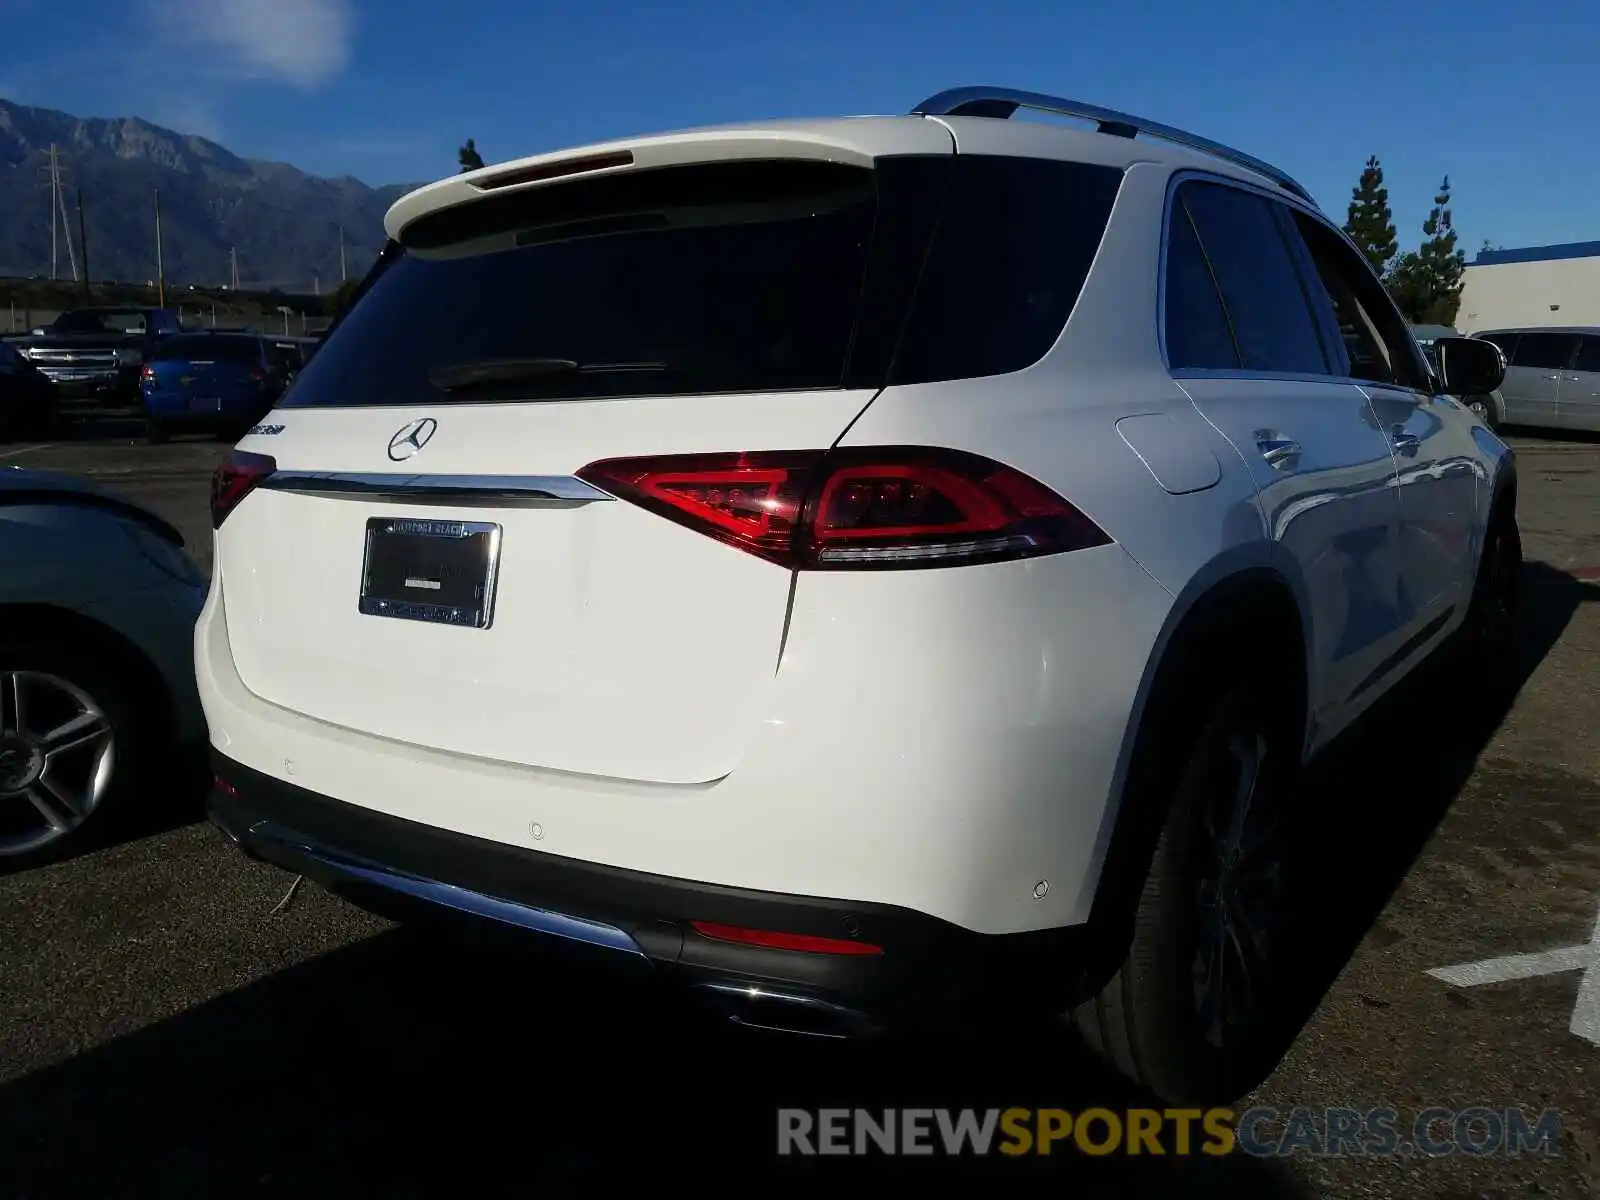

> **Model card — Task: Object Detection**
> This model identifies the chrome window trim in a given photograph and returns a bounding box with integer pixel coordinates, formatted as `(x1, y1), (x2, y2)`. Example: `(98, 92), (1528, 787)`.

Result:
(1156, 168), (1432, 398)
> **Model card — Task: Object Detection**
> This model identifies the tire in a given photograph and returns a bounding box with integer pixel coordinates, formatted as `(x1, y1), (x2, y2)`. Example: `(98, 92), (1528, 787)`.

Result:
(0, 637), (155, 869)
(1464, 395), (1499, 430)
(1456, 501), (1521, 700)
(145, 417), (168, 445)
(1073, 685), (1301, 1104)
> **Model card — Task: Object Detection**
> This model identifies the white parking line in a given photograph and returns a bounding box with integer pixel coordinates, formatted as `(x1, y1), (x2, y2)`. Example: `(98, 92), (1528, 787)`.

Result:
(1427, 903), (1600, 1046)
(0, 442), (57, 460)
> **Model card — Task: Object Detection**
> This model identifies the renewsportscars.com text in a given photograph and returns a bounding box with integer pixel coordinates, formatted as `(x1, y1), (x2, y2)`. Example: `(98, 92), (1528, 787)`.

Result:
(777, 1106), (1563, 1158)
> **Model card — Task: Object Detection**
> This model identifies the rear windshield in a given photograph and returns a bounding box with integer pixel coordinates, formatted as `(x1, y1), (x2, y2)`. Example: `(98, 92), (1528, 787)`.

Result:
(153, 335), (261, 363)
(283, 155), (1124, 408)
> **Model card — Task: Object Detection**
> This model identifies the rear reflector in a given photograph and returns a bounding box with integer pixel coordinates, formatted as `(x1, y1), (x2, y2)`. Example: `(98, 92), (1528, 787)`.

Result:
(690, 920), (884, 957)
(576, 447), (1108, 570)
(211, 450), (277, 528)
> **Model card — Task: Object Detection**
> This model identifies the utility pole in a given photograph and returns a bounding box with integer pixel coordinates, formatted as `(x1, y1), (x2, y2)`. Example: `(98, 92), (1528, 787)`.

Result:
(75, 187), (91, 302)
(46, 145), (58, 279)
(154, 189), (165, 307)
(37, 145), (79, 281)
(229, 245), (239, 291)
(339, 225), (348, 283)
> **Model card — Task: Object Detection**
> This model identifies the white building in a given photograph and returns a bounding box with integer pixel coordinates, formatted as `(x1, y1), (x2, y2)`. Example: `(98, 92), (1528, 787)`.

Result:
(1456, 241), (1600, 333)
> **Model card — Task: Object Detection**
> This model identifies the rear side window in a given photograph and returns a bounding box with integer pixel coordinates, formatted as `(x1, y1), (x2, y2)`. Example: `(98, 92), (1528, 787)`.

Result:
(889, 157), (1125, 384)
(284, 155), (1123, 408)
(152, 335), (262, 363)
(1176, 182), (1328, 375)
(1511, 332), (1577, 370)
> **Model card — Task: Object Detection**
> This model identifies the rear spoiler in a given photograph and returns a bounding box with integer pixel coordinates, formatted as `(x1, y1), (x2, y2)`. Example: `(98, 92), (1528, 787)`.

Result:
(383, 118), (953, 243)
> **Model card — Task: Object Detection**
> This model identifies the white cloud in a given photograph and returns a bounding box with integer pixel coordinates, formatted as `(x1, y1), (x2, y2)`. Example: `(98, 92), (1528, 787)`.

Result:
(149, 0), (353, 89)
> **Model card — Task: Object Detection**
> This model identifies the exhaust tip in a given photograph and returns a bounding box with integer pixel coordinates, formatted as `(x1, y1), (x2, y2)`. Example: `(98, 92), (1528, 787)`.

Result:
(693, 982), (879, 1040)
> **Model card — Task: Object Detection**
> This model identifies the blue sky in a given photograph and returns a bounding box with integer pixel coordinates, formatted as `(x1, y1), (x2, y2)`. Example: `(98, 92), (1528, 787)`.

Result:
(3, 0), (1594, 253)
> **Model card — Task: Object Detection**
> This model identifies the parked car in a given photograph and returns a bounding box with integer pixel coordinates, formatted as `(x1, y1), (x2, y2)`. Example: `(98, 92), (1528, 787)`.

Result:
(11, 307), (182, 409)
(0, 342), (58, 441)
(200, 86), (1516, 1104)
(1468, 327), (1600, 432)
(268, 336), (320, 378)
(138, 332), (294, 443)
(0, 467), (207, 866)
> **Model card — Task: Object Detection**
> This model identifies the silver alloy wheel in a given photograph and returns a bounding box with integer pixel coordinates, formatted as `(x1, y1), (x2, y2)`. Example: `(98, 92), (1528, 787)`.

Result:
(0, 671), (117, 856)
(1468, 398), (1490, 420)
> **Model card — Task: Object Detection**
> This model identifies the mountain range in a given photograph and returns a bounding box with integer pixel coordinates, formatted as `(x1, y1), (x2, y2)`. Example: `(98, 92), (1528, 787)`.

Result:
(0, 99), (423, 292)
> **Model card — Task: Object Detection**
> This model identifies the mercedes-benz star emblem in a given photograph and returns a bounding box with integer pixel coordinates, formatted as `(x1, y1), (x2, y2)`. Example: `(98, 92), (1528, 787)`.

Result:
(387, 417), (438, 462)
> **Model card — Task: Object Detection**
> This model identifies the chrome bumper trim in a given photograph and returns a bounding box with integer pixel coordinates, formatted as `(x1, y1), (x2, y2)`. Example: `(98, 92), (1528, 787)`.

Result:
(246, 818), (647, 957)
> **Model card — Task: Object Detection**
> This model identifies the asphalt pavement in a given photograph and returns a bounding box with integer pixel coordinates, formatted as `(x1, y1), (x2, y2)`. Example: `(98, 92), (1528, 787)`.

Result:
(1, 420), (1597, 1197)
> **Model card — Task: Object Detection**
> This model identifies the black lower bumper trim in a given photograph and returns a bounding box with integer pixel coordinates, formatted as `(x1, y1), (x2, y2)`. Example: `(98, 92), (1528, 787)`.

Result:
(209, 753), (1105, 1030)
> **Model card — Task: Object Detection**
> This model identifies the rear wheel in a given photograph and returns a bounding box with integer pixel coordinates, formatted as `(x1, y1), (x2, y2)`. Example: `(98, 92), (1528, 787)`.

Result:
(1073, 685), (1300, 1104)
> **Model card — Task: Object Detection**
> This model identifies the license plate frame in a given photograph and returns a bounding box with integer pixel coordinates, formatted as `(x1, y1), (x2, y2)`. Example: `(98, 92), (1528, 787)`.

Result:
(358, 517), (502, 629)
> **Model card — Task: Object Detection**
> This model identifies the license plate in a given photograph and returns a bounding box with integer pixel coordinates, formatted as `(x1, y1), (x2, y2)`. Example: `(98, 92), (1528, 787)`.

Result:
(358, 518), (501, 628)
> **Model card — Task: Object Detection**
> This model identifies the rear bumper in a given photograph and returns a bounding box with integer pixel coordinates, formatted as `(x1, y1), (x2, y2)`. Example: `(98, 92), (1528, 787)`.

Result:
(209, 753), (1103, 1033)
(41, 366), (134, 394)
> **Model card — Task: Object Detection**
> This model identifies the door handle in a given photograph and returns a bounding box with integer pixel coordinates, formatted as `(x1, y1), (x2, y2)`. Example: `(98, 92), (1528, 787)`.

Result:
(1255, 434), (1302, 468)
(1390, 429), (1421, 456)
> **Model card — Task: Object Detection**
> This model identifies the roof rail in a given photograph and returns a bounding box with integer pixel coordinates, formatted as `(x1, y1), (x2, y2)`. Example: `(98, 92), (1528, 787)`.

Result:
(911, 86), (1313, 204)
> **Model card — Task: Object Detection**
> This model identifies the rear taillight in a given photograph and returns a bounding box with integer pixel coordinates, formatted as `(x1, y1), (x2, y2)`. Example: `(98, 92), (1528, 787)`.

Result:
(210, 450), (277, 528)
(139, 365), (155, 383)
(249, 366), (266, 382)
(576, 447), (1109, 570)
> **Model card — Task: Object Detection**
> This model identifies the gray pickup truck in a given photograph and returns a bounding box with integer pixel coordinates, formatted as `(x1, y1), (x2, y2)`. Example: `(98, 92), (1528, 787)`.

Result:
(11, 307), (183, 407)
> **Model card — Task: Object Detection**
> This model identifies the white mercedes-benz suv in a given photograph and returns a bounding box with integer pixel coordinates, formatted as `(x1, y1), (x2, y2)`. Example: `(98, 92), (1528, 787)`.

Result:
(201, 87), (1518, 1102)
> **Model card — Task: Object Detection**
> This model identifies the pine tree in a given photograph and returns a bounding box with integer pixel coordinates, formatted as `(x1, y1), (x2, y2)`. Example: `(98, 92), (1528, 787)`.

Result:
(458, 139), (485, 173)
(1343, 155), (1398, 277)
(1386, 177), (1468, 325)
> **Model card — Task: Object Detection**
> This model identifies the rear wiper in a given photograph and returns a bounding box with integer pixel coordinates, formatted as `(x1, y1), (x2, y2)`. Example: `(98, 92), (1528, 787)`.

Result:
(427, 357), (668, 391)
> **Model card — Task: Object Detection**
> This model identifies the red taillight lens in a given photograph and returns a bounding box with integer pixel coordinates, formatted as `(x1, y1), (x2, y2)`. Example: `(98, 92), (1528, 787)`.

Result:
(139, 365), (155, 383)
(249, 366), (266, 382)
(576, 447), (1109, 570)
(210, 450), (276, 529)
(690, 920), (884, 957)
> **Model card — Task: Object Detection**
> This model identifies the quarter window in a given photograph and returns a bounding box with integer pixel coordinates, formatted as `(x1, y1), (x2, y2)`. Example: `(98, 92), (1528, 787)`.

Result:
(1163, 198), (1239, 369)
